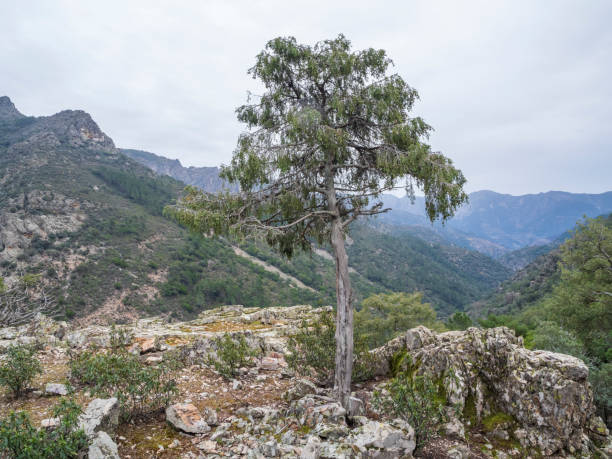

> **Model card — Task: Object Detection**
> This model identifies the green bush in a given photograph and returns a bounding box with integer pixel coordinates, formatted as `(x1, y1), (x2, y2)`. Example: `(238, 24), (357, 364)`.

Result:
(446, 311), (473, 331)
(373, 368), (447, 451)
(69, 341), (177, 421)
(286, 310), (375, 385)
(0, 345), (42, 398)
(207, 333), (258, 379)
(0, 398), (88, 458)
(355, 292), (444, 349)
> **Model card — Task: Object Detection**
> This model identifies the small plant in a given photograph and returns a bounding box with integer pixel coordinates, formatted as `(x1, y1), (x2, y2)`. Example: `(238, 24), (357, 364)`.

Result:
(373, 368), (447, 451)
(0, 398), (88, 458)
(207, 333), (257, 379)
(0, 345), (42, 398)
(69, 341), (177, 421)
(286, 310), (376, 386)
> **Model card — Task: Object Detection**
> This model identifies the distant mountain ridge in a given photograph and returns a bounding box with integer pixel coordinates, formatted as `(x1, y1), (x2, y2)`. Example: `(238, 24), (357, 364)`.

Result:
(382, 190), (612, 257)
(121, 148), (236, 193)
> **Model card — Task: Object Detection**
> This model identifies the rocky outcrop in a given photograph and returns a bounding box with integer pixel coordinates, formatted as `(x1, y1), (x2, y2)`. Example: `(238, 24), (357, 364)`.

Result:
(78, 398), (119, 438)
(121, 148), (238, 193)
(0, 96), (25, 121)
(2, 307), (608, 457)
(371, 325), (604, 456)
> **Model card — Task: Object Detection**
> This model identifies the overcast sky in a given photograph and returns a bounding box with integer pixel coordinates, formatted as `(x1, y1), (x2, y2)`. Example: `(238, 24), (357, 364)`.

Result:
(1, 0), (610, 195)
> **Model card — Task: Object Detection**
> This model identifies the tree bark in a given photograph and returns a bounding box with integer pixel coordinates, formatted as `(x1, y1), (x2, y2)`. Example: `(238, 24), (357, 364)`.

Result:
(330, 217), (354, 412)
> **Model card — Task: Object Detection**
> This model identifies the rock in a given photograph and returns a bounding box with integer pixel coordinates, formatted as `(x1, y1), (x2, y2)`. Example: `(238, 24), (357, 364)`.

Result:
(79, 398), (119, 437)
(45, 383), (68, 396)
(145, 355), (162, 365)
(285, 379), (318, 402)
(260, 356), (281, 371)
(350, 420), (415, 457)
(40, 417), (60, 429)
(370, 325), (600, 455)
(447, 444), (471, 459)
(128, 337), (157, 354)
(347, 396), (365, 417)
(203, 407), (218, 426)
(197, 440), (217, 453)
(165, 403), (210, 434)
(260, 440), (278, 457)
(300, 435), (321, 459)
(88, 431), (119, 459)
(443, 418), (465, 439)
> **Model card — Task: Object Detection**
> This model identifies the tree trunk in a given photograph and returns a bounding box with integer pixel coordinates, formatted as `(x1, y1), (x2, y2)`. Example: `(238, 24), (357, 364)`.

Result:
(330, 217), (354, 412)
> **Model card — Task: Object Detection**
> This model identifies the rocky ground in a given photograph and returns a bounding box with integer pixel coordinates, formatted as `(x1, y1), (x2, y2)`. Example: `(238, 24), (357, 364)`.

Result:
(0, 305), (610, 458)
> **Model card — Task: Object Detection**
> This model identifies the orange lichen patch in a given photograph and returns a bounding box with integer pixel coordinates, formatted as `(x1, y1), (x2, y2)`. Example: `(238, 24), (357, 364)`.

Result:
(165, 336), (192, 347)
(196, 321), (271, 333)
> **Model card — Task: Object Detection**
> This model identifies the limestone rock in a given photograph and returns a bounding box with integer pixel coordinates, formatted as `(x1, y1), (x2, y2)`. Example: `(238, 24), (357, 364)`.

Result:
(350, 420), (415, 456)
(300, 435), (321, 459)
(45, 383), (68, 396)
(165, 403), (210, 434)
(88, 431), (119, 459)
(370, 325), (600, 455)
(79, 398), (119, 437)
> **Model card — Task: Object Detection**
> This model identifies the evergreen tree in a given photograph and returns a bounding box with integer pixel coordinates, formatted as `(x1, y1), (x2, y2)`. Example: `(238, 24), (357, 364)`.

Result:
(166, 35), (467, 410)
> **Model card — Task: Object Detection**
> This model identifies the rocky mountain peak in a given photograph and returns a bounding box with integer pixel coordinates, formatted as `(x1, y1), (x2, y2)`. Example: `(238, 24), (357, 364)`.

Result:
(18, 109), (116, 153)
(0, 96), (25, 121)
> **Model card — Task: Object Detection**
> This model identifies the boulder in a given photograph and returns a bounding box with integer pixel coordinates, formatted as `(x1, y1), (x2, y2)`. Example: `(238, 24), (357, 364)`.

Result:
(88, 431), (119, 459)
(79, 398), (119, 437)
(370, 326), (601, 455)
(165, 403), (210, 434)
(45, 383), (68, 396)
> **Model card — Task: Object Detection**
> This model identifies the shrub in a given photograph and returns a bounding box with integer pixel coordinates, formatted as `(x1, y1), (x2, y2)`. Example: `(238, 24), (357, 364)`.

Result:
(355, 292), (444, 349)
(207, 333), (257, 379)
(446, 311), (473, 331)
(0, 398), (88, 458)
(0, 345), (42, 398)
(373, 366), (447, 450)
(286, 310), (375, 385)
(69, 341), (177, 421)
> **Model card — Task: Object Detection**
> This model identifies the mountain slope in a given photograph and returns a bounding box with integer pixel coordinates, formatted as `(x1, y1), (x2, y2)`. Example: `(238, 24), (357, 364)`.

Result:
(0, 97), (323, 323)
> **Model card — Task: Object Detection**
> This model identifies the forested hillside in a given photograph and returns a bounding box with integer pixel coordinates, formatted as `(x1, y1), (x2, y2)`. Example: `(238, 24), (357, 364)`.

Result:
(0, 97), (515, 324)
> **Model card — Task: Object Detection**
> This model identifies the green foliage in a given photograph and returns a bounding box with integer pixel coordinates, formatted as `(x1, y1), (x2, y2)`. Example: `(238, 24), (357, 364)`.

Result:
(207, 333), (258, 379)
(355, 292), (443, 349)
(92, 166), (177, 215)
(373, 369), (447, 450)
(348, 224), (510, 316)
(0, 398), (88, 459)
(477, 216), (612, 423)
(167, 33), (466, 258)
(0, 345), (42, 398)
(446, 311), (473, 331)
(69, 335), (177, 421)
(286, 310), (376, 385)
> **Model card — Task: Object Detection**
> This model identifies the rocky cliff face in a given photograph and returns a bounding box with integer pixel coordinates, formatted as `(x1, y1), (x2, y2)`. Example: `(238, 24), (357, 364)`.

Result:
(121, 148), (237, 193)
(1, 306), (608, 458)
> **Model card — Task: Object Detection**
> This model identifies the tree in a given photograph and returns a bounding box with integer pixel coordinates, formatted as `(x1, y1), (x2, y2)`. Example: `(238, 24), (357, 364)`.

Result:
(166, 35), (467, 410)
(446, 311), (473, 331)
(355, 292), (442, 348)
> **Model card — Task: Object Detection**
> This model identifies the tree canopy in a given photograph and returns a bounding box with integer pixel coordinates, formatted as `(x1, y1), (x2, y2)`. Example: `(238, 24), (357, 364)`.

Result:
(166, 34), (467, 255)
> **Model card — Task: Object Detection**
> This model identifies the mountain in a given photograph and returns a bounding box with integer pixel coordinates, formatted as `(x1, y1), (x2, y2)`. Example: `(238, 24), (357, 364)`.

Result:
(1, 96), (515, 323)
(121, 148), (236, 192)
(0, 97), (326, 324)
(382, 190), (612, 257)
